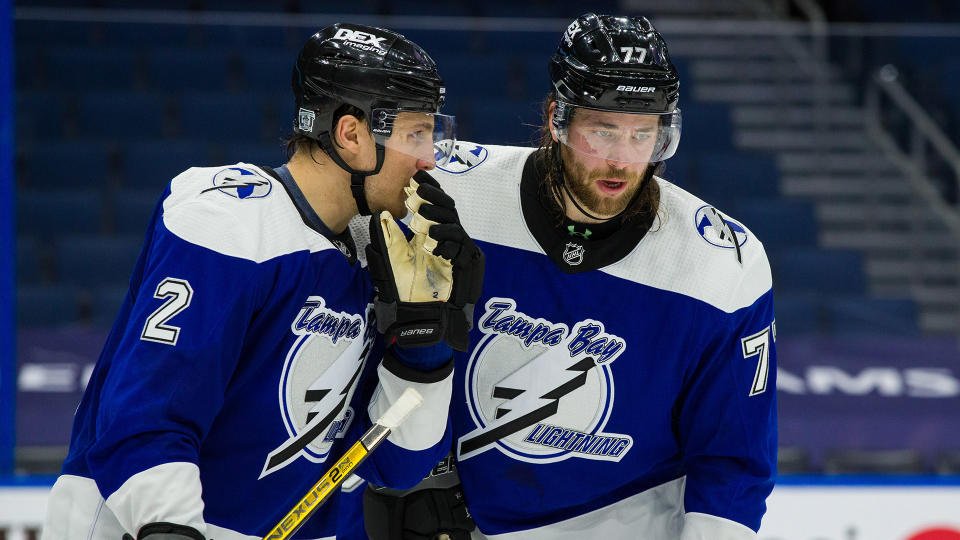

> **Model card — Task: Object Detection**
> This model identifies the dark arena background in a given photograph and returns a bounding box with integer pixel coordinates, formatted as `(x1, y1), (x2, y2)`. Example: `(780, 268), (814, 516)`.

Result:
(2, 0), (960, 538)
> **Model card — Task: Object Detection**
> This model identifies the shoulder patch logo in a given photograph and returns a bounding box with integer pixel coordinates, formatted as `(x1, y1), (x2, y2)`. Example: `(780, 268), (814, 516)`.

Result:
(436, 142), (488, 174)
(204, 167), (272, 200)
(694, 205), (748, 249)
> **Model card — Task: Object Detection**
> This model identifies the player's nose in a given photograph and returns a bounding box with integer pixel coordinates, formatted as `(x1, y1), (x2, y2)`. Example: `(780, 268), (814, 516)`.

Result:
(415, 158), (435, 171)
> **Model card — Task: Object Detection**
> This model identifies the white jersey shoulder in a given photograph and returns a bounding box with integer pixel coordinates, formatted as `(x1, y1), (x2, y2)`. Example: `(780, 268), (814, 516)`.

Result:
(162, 163), (339, 263)
(434, 143), (541, 254)
(435, 143), (771, 313)
(603, 178), (772, 313)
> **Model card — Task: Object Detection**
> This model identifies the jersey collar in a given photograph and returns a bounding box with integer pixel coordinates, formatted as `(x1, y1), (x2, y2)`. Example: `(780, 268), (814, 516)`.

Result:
(261, 164), (358, 265)
(519, 150), (654, 274)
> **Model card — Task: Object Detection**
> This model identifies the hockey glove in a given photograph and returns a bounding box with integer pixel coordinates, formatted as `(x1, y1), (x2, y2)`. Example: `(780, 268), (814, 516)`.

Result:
(404, 171), (485, 350)
(122, 522), (205, 540)
(366, 180), (460, 350)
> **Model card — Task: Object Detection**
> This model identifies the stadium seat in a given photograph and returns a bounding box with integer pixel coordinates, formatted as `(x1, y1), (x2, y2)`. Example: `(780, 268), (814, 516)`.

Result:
(55, 235), (142, 287)
(241, 52), (294, 92)
(78, 92), (170, 140)
(215, 142), (287, 170)
(733, 198), (818, 251)
(772, 248), (866, 296)
(431, 53), (516, 100)
(16, 92), (70, 141)
(824, 449), (926, 474)
(17, 189), (105, 236)
(23, 141), (114, 190)
(202, 25), (293, 49)
(16, 236), (44, 285)
(178, 93), (264, 142)
(464, 99), (542, 146)
(92, 285), (131, 330)
(88, 22), (193, 48)
(147, 49), (233, 92)
(826, 297), (919, 336)
(677, 104), (734, 154)
(111, 189), (162, 236)
(17, 284), (81, 327)
(771, 294), (822, 335)
(692, 152), (780, 211)
(47, 48), (139, 91)
(122, 140), (212, 190)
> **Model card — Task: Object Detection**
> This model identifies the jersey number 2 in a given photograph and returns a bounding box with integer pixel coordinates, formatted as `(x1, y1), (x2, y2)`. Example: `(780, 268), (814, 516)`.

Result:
(741, 326), (772, 396)
(141, 278), (194, 345)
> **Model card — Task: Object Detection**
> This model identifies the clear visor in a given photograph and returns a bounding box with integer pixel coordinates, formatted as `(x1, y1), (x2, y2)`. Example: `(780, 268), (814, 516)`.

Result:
(552, 102), (681, 164)
(372, 110), (457, 167)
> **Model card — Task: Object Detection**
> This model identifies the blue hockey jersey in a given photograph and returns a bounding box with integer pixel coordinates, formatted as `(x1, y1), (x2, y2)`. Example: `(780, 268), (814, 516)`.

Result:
(344, 143), (777, 539)
(42, 163), (454, 540)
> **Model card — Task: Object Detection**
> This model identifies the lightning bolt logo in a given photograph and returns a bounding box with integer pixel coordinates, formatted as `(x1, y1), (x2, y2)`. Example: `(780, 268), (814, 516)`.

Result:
(458, 342), (597, 461)
(261, 331), (371, 479)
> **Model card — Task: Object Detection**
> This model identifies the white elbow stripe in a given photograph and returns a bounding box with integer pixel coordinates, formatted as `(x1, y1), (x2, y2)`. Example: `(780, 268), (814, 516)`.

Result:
(105, 462), (207, 537)
(368, 358), (453, 451)
(681, 512), (757, 540)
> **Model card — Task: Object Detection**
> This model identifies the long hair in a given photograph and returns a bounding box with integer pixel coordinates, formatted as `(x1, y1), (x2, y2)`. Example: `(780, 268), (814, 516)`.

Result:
(535, 93), (662, 228)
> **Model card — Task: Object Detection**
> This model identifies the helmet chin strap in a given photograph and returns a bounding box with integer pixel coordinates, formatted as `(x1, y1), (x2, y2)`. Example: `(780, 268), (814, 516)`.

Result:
(318, 131), (386, 216)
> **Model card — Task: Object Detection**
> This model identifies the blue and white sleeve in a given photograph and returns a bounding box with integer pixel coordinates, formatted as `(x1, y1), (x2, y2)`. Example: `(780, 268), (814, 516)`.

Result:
(86, 222), (265, 536)
(677, 287), (778, 539)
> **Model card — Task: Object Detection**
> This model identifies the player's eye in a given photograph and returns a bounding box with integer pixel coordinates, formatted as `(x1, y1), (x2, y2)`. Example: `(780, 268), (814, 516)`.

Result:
(633, 132), (651, 141)
(593, 129), (613, 138)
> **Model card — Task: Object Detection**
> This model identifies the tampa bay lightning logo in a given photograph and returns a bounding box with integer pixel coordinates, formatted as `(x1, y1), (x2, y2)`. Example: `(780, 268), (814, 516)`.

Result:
(459, 298), (632, 465)
(259, 298), (373, 478)
(694, 205), (748, 249)
(436, 142), (488, 174)
(204, 167), (272, 199)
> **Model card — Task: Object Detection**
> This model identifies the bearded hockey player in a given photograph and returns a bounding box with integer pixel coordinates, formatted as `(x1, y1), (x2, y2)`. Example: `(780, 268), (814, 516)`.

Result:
(42, 23), (483, 540)
(356, 13), (777, 540)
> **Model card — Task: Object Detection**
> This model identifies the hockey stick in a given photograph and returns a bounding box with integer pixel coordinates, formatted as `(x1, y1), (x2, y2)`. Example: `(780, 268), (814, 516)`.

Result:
(262, 387), (424, 540)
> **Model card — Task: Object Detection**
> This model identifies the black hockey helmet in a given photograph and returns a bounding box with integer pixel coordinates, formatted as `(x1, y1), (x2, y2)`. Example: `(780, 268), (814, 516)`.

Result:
(549, 13), (679, 114)
(548, 13), (681, 167)
(292, 23), (454, 215)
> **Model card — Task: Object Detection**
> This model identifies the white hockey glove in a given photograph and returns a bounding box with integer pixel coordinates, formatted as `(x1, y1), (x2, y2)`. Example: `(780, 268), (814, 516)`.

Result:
(366, 172), (484, 351)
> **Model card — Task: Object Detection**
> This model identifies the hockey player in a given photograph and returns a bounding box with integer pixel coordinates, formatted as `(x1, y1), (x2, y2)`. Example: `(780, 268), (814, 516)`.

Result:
(357, 13), (777, 540)
(42, 24), (483, 540)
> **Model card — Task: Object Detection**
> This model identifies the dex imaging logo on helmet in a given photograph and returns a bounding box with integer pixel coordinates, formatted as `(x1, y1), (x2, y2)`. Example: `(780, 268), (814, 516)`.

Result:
(564, 20), (582, 46)
(333, 28), (388, 52)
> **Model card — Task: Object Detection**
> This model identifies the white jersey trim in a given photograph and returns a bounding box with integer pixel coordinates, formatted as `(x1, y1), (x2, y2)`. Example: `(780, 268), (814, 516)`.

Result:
(432, 143), (772, 313)
(163, 163), (339, 263)
(368, 362), (453, 451)
(680, 512), (757, 539)
(472, 477), (686, 540)
(43, 466), (206, 540)
(104, 461), (206, 537)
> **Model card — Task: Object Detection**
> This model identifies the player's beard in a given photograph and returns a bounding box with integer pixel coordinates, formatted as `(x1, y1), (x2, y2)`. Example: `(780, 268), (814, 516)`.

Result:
(561, 150), (646, 218)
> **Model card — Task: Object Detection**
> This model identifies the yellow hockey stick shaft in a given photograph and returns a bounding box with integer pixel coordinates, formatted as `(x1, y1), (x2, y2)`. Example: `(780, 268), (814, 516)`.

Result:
(262, 387), (423, 540)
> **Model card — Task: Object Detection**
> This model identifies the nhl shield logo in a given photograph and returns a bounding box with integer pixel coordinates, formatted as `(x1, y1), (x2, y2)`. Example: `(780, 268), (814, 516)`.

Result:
(298, 108), (316, 133)
(563, 242), (585, 266)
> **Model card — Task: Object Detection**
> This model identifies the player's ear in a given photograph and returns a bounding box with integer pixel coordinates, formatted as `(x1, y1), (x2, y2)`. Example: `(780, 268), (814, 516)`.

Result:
(547, 101), (560, 143)
(333, 113), (369, 154)
(333, 113), (376, 168)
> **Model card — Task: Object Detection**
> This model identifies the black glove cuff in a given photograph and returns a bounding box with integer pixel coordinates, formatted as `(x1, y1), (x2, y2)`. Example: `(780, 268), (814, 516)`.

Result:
(375, 300), (473, 352)
(123, 522), (205, 540)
